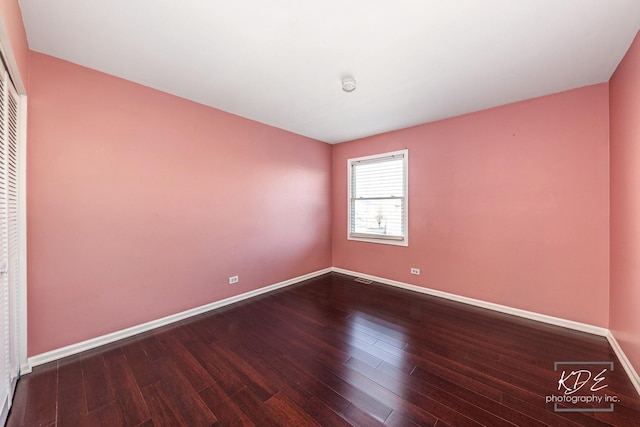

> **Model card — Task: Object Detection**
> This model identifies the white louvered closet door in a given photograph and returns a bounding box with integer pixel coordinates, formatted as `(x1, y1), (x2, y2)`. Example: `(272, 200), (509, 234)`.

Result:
(0, 62), (19, 421)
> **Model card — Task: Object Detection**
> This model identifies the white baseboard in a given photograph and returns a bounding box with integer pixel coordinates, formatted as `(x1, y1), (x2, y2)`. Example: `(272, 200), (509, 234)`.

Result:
(606, 331), (640, 397)
(24, 266), (640, 399)
(20, 362), (31, 375)
(26, 268), (332, 370)
(332, 267), (640, 397)
(331, 267), (609, 336)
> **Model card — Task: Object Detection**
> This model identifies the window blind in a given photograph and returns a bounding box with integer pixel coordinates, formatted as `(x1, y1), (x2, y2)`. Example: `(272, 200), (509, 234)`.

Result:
(349, 151), (407, 242)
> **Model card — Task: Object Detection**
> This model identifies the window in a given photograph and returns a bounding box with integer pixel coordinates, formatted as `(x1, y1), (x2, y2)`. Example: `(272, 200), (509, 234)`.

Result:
(348, 149), (408, 246)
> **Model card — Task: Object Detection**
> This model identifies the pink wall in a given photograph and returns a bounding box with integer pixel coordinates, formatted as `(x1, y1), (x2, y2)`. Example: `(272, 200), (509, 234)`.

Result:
(332, 84), (610, 327)
(0, 0), (28, 88)
(610, 31), (640, 373)
(27, 52), (332, 355)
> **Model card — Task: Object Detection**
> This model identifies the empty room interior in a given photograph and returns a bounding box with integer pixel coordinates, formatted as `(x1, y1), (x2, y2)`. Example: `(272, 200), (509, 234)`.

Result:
(1, 0), (640, 426)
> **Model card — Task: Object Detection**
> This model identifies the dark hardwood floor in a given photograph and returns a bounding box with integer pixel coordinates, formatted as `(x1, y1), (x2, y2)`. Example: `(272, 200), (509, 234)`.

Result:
(6, 272), (640, 426)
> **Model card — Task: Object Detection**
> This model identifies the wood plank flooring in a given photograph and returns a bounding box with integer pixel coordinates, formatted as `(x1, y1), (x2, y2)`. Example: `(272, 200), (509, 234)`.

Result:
(7, 272), (640, 426)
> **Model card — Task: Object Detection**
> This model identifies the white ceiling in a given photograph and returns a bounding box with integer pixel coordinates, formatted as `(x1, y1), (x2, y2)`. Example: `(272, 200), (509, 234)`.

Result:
(18, 0), (640, 144)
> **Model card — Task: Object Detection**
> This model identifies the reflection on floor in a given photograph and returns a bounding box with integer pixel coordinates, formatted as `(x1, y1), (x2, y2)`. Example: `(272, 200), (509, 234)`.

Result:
(8, 272), (640, 426)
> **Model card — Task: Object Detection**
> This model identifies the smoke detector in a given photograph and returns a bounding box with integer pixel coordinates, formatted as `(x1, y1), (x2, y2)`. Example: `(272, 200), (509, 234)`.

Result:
(342, 76), (356, 92)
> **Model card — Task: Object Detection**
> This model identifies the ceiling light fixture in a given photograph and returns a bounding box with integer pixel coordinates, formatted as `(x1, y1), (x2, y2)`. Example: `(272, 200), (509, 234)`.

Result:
(342, 76), (356, 92)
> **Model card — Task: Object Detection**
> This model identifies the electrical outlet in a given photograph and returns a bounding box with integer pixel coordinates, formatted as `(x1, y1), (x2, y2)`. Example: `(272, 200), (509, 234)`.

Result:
(410, 268), (420, 275)
(229, 275), (239, 285)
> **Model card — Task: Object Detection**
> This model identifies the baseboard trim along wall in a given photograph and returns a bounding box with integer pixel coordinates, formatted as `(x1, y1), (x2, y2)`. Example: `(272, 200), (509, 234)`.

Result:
(332, 267), (640, 397)
(25, 268), (332, 371)
(606, 331), (640, 397)
(25, 266), (640, 398)
(331, 268), (608, 335)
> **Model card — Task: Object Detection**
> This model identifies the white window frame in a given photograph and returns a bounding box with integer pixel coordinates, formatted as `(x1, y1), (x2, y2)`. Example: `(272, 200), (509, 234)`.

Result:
(347, 149), (408, 246)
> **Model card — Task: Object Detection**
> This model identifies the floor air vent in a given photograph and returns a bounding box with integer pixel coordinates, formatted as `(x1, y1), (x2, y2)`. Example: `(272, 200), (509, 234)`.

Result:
(354, 277), (373, 284)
